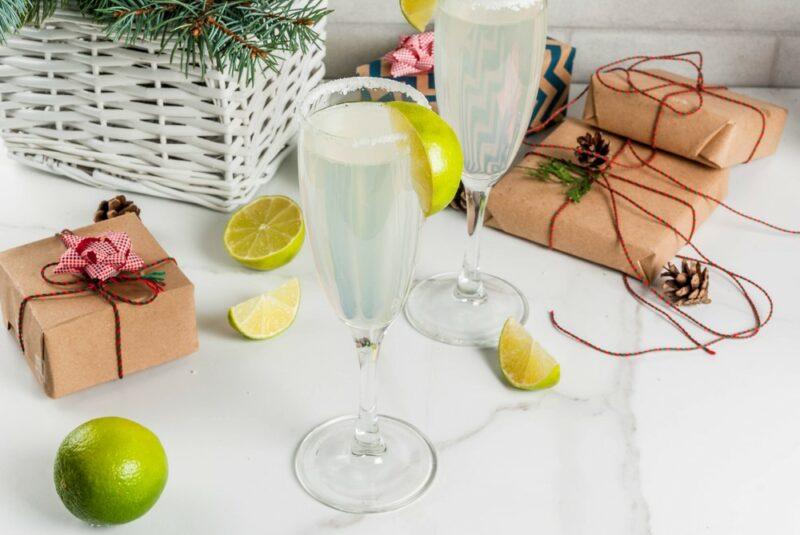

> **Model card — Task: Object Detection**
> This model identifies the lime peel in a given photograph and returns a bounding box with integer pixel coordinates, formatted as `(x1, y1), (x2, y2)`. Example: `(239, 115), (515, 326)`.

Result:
(385, 101), (463, 216)
(400, 0), (437, 31)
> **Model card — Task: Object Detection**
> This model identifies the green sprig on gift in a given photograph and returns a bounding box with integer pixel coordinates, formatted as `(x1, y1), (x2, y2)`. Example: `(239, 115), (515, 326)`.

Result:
(0, 0), (330, 84)
(141, 270), (166, 284)
(528, 130), (611, 203)
(529, 159), (597, 203)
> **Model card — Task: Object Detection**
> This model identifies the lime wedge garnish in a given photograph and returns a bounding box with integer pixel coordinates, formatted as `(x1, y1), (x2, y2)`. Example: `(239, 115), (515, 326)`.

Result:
(400, 0), (436, 31)
(224, 196), (305, 270)
(498, 318), (560, 390)
(386, 101), (463, 216)
(228, 278), (301, 340)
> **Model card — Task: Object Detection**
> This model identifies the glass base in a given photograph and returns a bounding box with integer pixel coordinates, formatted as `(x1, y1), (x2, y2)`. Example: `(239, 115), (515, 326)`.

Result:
(404, 272), (529, 347)
(294, 415), (437, 514)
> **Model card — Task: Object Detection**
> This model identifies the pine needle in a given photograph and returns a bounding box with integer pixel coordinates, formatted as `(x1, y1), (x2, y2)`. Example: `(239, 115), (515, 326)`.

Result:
(0, 0), (331, 85)
(528, 158), (598, 203)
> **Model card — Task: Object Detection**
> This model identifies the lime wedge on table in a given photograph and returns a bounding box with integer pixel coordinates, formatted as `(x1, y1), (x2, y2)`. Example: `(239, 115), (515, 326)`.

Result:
(224, 196), (305, 270)
(498, 318), (560, 390)
(400, 0), (436, 31)
(386, 101), (463, 216)
(228, 278), (300, 340)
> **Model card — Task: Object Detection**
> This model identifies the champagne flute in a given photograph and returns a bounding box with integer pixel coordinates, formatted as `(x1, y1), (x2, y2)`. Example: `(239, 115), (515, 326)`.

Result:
(405, 0), (549, 346)
(294, 78), (436, 513)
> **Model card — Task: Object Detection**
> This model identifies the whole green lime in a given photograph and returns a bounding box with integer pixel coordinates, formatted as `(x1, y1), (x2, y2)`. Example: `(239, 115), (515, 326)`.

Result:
(53, 417), (168, 525)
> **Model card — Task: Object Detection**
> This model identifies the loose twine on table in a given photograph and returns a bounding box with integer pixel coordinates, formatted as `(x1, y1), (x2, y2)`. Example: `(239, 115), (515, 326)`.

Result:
(522, 51), (798, 356)
(17, 230), (175, 379)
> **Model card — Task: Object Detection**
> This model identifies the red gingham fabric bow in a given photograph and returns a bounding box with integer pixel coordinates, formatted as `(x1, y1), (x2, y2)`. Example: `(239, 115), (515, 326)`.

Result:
(54, 232), (144, 281)
(384, 32), (434, 77)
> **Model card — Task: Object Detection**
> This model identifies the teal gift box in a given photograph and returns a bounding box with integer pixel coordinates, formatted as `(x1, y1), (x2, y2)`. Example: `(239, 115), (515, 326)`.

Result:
(356, 36), (576, 130)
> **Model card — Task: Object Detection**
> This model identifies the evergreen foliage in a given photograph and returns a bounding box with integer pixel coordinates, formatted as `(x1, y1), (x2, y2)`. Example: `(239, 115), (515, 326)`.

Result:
(0, 0), (330, 84)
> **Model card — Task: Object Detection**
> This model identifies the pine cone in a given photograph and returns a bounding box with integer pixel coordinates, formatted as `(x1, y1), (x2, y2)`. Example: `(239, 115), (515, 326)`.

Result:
(661, 260), (711, 306)
(94, 195), (141, 223)
(575, 131), (610, 169)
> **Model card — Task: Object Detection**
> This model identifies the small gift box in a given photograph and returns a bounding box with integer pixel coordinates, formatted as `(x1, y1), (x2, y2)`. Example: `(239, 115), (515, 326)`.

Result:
(583, 66), (789, 169)
(486, 118), (730, 282)
(356, 35), (576, 131)
(0, 214), (198, 398)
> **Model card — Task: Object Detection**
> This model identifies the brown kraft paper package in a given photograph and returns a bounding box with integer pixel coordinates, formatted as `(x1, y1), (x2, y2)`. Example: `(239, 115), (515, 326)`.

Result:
(0, 214), (198, 398)
(583, 68), (788, 169)
(486, 118), (730, 282)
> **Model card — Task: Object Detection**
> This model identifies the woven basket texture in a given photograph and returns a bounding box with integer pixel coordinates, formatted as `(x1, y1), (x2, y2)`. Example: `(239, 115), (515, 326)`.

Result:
(0, 7), (326, 211)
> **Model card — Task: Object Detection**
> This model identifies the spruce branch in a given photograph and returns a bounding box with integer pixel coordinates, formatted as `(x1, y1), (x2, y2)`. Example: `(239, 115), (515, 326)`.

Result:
(89, 0), (330, 84)
(528, 158), (598, 203)
(0, 0), (330, 84)
(23, 0), (67, 26)
(0, 0), (27, 43)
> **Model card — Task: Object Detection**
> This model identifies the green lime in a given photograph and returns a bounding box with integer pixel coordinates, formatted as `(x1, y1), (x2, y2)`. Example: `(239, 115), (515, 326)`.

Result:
(386, 101), (463, 216)
(54, 417), (168, 525)
(224, 195), (305, 270)
(498, 318), (560, 390)
(400, 0), (436, 31)
(228, 278), (301, 340)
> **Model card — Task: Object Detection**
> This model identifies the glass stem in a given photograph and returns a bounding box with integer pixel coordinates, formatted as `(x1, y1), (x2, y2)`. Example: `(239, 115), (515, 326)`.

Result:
(456, 181), (492, 302)
(351, 327), (387, 456)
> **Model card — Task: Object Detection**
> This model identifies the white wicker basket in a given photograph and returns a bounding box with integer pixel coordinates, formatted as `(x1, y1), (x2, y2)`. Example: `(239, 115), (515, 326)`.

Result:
(0, 6), (326, 211)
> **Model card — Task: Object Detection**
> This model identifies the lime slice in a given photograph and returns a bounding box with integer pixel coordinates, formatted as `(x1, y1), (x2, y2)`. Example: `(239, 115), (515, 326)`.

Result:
(498, 318), (560, 390)
(386, 101), (463, 216)
(400, 0), (436, 31)
(224, 195), (305, 270)
(228, 278), (301, 340)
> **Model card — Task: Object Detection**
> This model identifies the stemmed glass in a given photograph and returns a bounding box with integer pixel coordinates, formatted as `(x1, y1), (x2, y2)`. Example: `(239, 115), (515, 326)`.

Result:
(294, 78), (436, 513)
(405, 0), (549, 347)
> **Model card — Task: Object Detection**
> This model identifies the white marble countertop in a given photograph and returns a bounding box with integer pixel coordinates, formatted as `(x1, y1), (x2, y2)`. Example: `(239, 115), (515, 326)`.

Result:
(0, 87), (798, 535)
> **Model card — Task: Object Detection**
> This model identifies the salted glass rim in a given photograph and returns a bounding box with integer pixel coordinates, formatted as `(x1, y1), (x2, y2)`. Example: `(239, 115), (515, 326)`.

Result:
(299, 77), (431, 146)
(438, 0), (546, 9)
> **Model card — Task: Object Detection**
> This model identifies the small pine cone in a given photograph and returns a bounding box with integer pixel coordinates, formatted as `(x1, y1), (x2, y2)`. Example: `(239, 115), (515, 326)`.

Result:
(575, 131), (610, 169)
(450, 182), (469, 212)
(94, 195), (141, 223)
(661, 259), (711, 306)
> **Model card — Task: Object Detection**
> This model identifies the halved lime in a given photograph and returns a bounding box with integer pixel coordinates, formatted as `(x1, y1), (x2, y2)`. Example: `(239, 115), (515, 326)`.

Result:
(400, 0), (436, 31)
(228, 278), (301, 340)
(386, 101), (463, 216)
(224, 196), (305, 270)
(498, 318), (560, 390)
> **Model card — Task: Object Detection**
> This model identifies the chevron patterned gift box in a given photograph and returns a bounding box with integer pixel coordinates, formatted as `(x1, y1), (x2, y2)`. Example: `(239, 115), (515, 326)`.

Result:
(356, 36), (576, 130)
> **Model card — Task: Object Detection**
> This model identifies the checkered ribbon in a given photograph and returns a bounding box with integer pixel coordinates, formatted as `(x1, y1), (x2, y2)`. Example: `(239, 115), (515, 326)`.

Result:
(54, 232), (144, 281)
(17, 230), (173, 380)
(384, 32), (434, 77)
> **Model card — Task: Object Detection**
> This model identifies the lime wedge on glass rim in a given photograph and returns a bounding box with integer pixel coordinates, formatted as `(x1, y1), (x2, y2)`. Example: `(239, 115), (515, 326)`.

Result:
(228, 278), (301, 340)
(400, 0), (437, 31)
(498, 318), (561, 390)
(385, 101), (463, 216)
(224, 195), (305, 270)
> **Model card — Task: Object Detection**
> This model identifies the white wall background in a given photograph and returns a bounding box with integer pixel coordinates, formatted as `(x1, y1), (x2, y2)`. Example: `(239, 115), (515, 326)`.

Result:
(324, 0), (800, 87)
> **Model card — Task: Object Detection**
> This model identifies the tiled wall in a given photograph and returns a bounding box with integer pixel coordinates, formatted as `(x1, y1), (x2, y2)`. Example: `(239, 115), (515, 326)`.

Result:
(324, 0), (800, 87)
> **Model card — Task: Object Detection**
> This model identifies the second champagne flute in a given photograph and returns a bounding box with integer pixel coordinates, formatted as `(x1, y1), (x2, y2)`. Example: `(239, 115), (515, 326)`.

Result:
(405, 0), (549, 347)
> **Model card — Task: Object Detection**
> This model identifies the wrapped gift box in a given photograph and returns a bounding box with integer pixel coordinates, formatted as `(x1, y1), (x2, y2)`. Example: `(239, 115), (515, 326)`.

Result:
(487, 118), (730, 282)
(356, 36), (576, 130)
(583, 68), (788, 169)
(0, 214), (198, 398)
